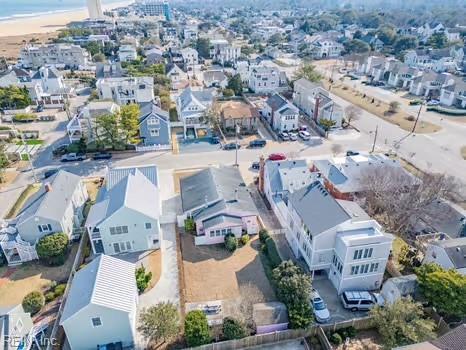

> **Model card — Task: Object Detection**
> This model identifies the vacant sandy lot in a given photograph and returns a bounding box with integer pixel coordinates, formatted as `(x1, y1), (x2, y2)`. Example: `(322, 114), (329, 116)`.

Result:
(180, 234), (275, 303)
(0, 244), (77, 307)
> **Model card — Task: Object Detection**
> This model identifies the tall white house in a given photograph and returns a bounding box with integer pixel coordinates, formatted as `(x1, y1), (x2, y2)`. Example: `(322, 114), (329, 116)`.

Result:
(87, 0), (104, 19)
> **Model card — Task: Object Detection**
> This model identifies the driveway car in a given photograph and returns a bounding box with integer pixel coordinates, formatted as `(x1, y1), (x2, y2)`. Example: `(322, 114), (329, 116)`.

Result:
(289, 132), (298, 141)
(268, 153), (286, 161)
(298, 130), (311, 140)
(223, 142), (240, 150)
(249, 139), (267, 148)
(311, 289), (331, 323)
(279, 132), (290, 141)
(92, 152), (112, 160)
(426, 99), (440, 106)
(60, 153), (86, 162)
(340, 291), (384, 312)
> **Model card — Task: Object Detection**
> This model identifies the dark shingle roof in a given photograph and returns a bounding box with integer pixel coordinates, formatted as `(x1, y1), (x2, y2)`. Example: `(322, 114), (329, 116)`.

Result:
(266, 93), (288, 111)
(431, 324), (466, 350)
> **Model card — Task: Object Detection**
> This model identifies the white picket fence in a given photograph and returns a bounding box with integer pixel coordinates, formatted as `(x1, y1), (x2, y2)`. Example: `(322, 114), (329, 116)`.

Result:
(135, 144), (172, 152)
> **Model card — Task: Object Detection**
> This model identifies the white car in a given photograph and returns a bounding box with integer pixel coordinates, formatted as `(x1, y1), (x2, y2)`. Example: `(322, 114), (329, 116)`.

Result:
(289, 132), (298, 141)
(427, 100), (440, 106)
(299, 130), (311, 140)
(311, 289), (331, 323)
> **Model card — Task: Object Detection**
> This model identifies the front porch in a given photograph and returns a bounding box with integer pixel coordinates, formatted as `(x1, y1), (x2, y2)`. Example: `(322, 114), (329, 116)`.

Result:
(0, 233), (38, 266)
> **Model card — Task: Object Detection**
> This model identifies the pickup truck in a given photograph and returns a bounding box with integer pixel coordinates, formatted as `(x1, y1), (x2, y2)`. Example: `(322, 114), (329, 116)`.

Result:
(60, 153), (86, 162)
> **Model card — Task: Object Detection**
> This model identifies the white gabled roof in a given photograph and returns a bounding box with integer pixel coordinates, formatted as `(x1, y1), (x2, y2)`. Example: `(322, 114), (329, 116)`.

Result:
(60, 255), (137, 325)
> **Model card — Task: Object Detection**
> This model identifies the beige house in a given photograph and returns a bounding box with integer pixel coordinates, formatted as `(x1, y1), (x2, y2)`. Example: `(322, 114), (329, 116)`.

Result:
(220, 101), (259, 133)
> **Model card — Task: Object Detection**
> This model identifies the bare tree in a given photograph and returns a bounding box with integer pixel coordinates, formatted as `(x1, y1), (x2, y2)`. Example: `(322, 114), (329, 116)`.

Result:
(331, 143), (343, 156)
(359, 166), (457, 235)
(344, 105), (361, 126)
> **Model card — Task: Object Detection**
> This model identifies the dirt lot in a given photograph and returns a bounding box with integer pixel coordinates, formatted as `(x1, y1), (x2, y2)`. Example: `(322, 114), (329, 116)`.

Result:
(0, 32), (57, 60)
(146, 249), (162, 290)
(334, 329), (383, 350)
(0, 244), (77, 307)
(180, 234), (275, 303)
(323, 82), (441, 134)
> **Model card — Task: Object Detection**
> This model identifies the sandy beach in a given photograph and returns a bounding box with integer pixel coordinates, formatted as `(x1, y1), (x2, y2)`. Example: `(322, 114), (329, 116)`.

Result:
(0, 1), (133, 58)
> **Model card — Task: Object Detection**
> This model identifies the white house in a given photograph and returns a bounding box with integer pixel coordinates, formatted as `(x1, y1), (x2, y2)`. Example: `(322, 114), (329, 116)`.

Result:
(293, 78), (343, 128)
(118, 45), (138, 63)
(19, 44), (90, 69)
(387, 64), (423, 89)
(86, 165), (161, 255)
(404, 47), (464, 73)
(423, 237), (466, 275)
(166, 63), (188, 89)
(408, 72), (455, 98)
(440, 79), (466, 108)
(180, 47), (199, 69)
(309, 38), (344, 59)
(60, 254), (138, 350)
(263, 93), (299, 132)
(248, 66), (280, 93)
(96, 76), (154, 105)
(202, 70), (228, 88)
(183, 25), (198, 45)
(31, 67), (70, 97)
(176, 87), (214, 138)
(210, 39), (241, 65)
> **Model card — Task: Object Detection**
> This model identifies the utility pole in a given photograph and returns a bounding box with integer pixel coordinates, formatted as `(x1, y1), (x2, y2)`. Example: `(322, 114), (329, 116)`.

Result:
(411, 101), (423, 133)
(234, 123), (240, 167)
(371, 125), (378, 153)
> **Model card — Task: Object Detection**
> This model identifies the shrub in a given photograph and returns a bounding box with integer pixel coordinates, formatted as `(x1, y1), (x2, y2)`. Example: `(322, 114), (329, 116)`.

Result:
(330, 332), (343, 345)
(22, 291), (45, 315)
(185, 218), (196, 233)
(54, 283), (66, 298)
(45, 292), (56, 303)
(264, 237), (282, 268)
(136, 266), (152, 294)
(259, 229), (270, 243)
(339, 326), (357, 339)
(222, 317), (247, 340)
(240, 234), (250, 245)
(406, 115), (416, 121)
(184, 310), (210, 347)
(13, 113), (36, 122)
(224, 234), (238, 252)
(388, 101), (400, 113)
(36, 233), (69, 266)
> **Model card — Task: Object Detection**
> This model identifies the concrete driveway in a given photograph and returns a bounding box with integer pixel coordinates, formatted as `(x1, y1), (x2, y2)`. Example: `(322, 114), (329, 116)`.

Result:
(312, 278), (367, 323)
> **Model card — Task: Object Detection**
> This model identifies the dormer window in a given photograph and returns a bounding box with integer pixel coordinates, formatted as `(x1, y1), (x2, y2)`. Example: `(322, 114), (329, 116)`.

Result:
(147, 117), (159, 125)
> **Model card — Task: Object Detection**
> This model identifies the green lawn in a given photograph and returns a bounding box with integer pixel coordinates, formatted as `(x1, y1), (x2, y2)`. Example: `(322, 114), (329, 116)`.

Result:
(16, 139), (44, 146)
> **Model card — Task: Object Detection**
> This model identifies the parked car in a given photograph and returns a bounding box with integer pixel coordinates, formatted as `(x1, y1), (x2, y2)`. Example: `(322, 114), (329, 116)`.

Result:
(299, 125), (308, 132)
(52, 144), (69, 157)
(43, 168), (59, 179)
(289, 132), (298, 141)
(210, 136), (220, 144)
(92, 152), (112, 160)
(370, 81), (385, 87)
(268, 153), (286, 161)
(251, 161), (260, 170)
(249, 139), (267, 148)
(340, 291), (384, 312)
(223, 142), (240, 150)
(298, 130), (311, 140)
(279, 132), (290, 141)
(311, 290), (331, 323)
(346, 150), (360, 156)
(36, 104), (44, 113)
(426, 99), (440, 106)
(409, 99), (423, 106)
(60, 153), (86, 162)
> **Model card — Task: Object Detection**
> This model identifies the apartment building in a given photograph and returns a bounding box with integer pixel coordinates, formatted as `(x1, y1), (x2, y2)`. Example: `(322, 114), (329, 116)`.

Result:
(20, 44), (90, 69)
(96, 76), (154, 105)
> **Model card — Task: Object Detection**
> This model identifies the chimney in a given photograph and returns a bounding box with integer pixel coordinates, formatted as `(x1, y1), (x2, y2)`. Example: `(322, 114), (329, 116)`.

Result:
(45, 183), (52, 192)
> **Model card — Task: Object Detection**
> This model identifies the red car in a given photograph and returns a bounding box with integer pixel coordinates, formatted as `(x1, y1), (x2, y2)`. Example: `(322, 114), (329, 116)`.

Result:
(268, 153), (287, 161)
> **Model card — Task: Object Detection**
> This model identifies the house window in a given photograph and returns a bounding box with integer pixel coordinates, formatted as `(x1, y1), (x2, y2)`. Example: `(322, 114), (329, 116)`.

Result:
(363, 248), (373, 258)
(210, 230), (215, 237)
(216, 230), (220, 236)
(38, 224), (52, 233)
(221, 229), (227, 236)
(150, 128), (160, 137)
(353, 249), (363, 260)
(147, 117), (159, 125)
(226, 228), (232, 234)
(91, 317), (102, 327)
(110, 226), (128, 235)
(145, 223), (152, 229)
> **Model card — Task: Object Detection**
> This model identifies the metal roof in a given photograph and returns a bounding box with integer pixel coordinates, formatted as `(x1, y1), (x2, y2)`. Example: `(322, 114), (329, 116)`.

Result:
(60, 254), (137, 325)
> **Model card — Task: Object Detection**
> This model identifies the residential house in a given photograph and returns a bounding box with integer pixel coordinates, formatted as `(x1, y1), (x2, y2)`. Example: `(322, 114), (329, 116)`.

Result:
(202, 70), (228, 88)
(0, 68), (44, 105)
(423, 237), (466, 275)
(180, 47), (199, 70)
(95, 62), (125, 79)
(138, 100), (171, 146)
(394, 324), (466, 350)
(60, 254), (138, 350)
(166, 63), (188, 89)
(86, 165), (161, 255)
(66, 101), (120, 143)
(311, 153), (413, 200)
(409, 72), (455, 98)
(183, 25), (198, 45)
(178, 167), (260, 245)
(404, 47), (464, 73)
(387, 63), (423, 89)
(248, 66), (280, 93)
(285, 181), (393, 293)
(253, 302), (289, 335)
(0, 171), (88, 265)
(263, 93), (299, 132)
(293, 78), (343, 128)
(176, 87), (214, 138)
(361, 34), (384, 52)
(19, 44), (90, 69)
(31, 67), (70, 96)
(96, 76), (154, 105)
(309, 38), (344, 59)
(0, 304), (34, 350)
(439, 79), (466, 108)
(234, 60), (251, 83)
(145, 48), (164, 65)
(220, 100), (259, 133)
(210, 39), (241, 65)
(118, 45), (138, 63)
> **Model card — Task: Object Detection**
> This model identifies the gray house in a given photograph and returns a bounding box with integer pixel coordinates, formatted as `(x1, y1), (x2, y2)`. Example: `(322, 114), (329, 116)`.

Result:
(86, 165), (161, 255)
(138, 101), (171, 146)
(60, 254), (138, 350)
(0, 304), (34, 350)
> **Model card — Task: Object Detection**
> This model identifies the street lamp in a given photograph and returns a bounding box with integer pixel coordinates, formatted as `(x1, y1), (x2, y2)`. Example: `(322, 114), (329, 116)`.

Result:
(234, 123), (240, 167)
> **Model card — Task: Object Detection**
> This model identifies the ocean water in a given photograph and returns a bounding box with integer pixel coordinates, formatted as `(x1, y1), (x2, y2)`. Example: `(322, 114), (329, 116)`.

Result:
(0, 0), (126, 21)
